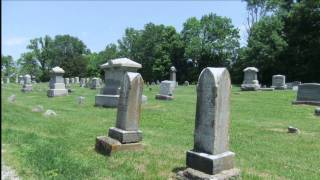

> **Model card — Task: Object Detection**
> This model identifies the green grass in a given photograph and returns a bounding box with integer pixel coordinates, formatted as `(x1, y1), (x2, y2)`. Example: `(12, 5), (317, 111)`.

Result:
(2, 83), (320, 180)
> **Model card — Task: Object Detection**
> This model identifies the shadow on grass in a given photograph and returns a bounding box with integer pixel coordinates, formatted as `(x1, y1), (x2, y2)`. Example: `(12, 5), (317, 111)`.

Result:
(172, 166), (187, 173)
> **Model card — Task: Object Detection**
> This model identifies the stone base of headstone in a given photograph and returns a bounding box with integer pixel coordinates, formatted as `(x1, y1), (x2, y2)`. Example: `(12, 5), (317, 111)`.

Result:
(95, 94), (119, 108)
(259, 87), (275, 91)
(186, 150), (235, 175)
(95, 136), (143, 156)
(176, 168), (240, 180)
(292, 100), (320, 106)
(155, 94), (174, 100)
(47, 89), (68, 97)
(108, 127), (142, 143)
(21, 85), (33, 92)
(271, 85), (287, 90)
(240, 84), (260, 91)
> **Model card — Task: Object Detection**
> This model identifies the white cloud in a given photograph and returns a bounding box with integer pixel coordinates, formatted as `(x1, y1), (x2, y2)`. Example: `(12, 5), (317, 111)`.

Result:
(3, 36), (28, 46)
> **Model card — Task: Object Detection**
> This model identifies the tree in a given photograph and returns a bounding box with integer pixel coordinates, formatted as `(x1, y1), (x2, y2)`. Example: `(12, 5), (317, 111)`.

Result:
(239, 15), (287, 84)
(182, 13), (240, 81)
(1, 55), (16, 78)
(280, 0), (320, 82)
(27, 35), (54, 81)
(17, 52), (41, 80)
(51, 35), (90, 77)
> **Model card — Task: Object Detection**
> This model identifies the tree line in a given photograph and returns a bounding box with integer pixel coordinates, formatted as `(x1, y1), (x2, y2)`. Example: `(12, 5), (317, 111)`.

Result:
(2, 0), (319, 84)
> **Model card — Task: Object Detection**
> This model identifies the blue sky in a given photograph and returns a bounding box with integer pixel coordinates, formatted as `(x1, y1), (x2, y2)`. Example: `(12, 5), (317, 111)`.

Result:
(2, 1), (248, 60)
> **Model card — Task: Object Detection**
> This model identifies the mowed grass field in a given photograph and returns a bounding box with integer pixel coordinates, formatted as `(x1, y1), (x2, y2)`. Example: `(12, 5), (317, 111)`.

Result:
(1, 83), (320, 180)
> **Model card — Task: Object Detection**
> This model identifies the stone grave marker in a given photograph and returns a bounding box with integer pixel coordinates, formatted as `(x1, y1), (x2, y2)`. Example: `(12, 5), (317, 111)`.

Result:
(47, 67), (68, 97)
(241, 67), (260, 91)
(21, 74), (32, 92)
(95, 58), (141, 108)
(95, 72), (144, 155)
(177, 67), (240, 179)
(155, 80), (175, 100)
(271, 75), (287, 90)
(292, 83), (320, 105)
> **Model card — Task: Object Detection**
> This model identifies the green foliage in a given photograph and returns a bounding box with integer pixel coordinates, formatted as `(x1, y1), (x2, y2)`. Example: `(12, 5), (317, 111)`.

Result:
(182, 13), (240, 81)
(17, 52), (41, 81)
(238, 15), (287, 84)
(280, 0), (320, 82)
(1, 55), (16, 78)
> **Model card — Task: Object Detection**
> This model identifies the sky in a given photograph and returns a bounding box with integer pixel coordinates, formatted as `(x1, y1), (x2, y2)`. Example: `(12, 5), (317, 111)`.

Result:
(2, 0), (248, 61)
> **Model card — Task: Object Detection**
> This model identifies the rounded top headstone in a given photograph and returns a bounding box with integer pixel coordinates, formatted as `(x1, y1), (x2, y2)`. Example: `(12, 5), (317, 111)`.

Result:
(170, 66), (177, 72)
(50, 66), (65, 74)
(273, 74), (285, 78)
(100, 58), (142, 69)
(24, 74), (31, 78)
(243, 67), (259, 72)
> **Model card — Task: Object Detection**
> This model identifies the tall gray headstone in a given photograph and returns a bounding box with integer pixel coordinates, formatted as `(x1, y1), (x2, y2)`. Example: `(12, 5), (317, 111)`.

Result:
(75, 77), (79, 84)
(21, 74), (32, 92)
(80, 78), (85, 87)
(271, 75), (287, 90)
(47, 67), (68, 97)
(170, 66), (177, 82)
(64, 78), (70, 85)
(293, 83), (320, 106)
(70, 77), (75, 84)
(241, 67), (260, 91)
(95, 58), (142, 108)
(178, 67), (240, 179)
(95, 72), (144, 155)
(155, 80), (175, 100)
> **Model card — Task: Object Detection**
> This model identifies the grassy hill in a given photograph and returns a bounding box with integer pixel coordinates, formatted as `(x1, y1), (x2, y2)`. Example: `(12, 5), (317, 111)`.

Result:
(2, 83), (320, 179)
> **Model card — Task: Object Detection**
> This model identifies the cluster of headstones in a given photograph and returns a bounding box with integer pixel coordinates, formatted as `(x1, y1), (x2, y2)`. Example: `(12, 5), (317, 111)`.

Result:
(240, 67), (320, 105)
(95, 63), (240, 179)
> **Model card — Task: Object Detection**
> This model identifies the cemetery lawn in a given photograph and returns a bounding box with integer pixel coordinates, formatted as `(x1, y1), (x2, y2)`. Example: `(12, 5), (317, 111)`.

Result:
(2, 83), (320, 180)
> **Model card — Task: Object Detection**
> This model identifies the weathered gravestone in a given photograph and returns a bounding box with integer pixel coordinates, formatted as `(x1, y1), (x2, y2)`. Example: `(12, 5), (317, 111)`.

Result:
(64, 78), (70, 87)
(21, 74), (32, 92)
(80, 78), (86, 87)
(155, 80), (175, 100)
(170, 66), (177, 82)
(90, 77), (102, 89)
(85, 78), (90, 88)
(271, 75), (287, 90)
(19, 75), (24, 85)
(184, 81), (190, 86)
(5, 77), (10, 84)
(95, 58), (141, 108)
(177, 67), (240, 179)
(286, 81), (301, 90)
(70, 77), (75, 84)
(75, 77), (79, 84)
(292, 83), (320, 105)
(241, 67), (260, 91)
(95, 72), (144, 155)
(47, 67), (68, 97)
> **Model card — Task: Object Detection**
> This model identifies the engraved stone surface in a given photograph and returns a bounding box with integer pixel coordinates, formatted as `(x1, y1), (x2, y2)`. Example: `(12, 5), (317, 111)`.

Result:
(271, 75), (287, 90)
(241, 67), (260, 91)
(90, 78), (102, 89)
(96, 72), (144, 155)
(95, 58), (141, 107)
(21, 74), (32, 92)
(184, 67), (238, 176)
(47, 66), (68, 97)
(155, 80), (175, 100)
(293, 83), (320, 105)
